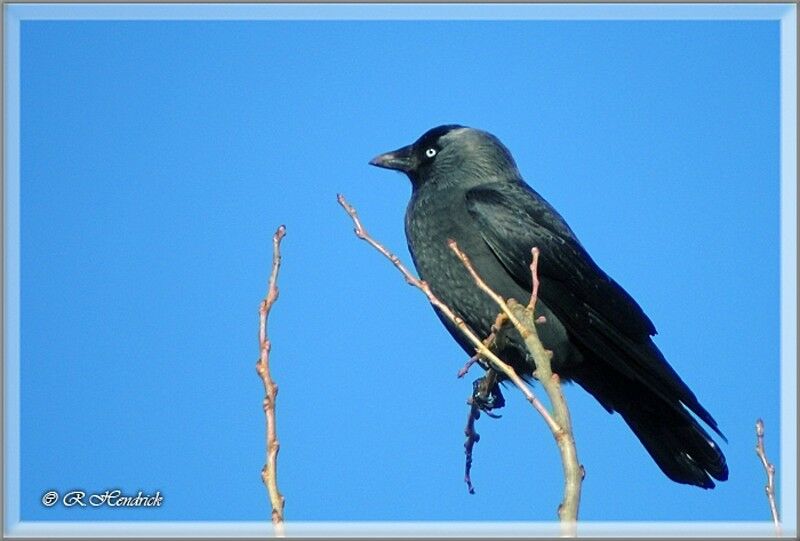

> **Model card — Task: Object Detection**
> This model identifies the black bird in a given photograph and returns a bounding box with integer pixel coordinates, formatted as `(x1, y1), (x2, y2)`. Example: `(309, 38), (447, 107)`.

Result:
(369, 125), (728, 489)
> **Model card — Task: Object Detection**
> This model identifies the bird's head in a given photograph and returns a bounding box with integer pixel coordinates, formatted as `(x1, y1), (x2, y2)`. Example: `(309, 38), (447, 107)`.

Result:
(369, 125), (521, 190)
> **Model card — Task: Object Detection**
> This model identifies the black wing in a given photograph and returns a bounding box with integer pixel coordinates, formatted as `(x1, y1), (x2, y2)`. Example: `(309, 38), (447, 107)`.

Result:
(464, 182), (724, 438)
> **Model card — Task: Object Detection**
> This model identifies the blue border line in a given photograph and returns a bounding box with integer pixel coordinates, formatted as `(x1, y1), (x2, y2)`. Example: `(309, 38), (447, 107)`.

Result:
(779, 5), (798, 534)
(3, 2), (797, 537)
(4, 3), (22, 535)
(0, 519), (793, 537)
(4, 3), (795, 21)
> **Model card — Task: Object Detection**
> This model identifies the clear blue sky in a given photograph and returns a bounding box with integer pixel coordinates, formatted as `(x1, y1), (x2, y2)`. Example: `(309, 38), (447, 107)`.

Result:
(11, 7), (787, 529)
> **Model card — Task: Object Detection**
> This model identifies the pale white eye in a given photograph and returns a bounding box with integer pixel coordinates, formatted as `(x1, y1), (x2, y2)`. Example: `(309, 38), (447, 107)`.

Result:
(425, 148), (437, 158)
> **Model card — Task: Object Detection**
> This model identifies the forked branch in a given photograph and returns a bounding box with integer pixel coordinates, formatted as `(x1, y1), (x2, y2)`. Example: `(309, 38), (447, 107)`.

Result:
(448, 241), (582, 534)
(338, 194), (582, 534)
(337, 194), (557, 428)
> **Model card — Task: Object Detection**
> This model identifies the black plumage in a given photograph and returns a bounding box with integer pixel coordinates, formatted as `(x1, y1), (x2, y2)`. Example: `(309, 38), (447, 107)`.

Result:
(369, 125), (728, 489)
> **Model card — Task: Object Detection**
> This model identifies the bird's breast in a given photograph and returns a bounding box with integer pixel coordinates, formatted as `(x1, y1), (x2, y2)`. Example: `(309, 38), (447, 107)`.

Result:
(404, 189), (521, 331)
(404, 187), (577, 373)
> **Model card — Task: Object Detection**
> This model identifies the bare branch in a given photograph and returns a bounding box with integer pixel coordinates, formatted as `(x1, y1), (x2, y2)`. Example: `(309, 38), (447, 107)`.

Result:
(527, 247), (541, 311)
(511, 295), (581, 533)
(337, 194), (420, 286)
(256, 225), (287, 536)
(457, 355), (482, 379)
(448, 240), (582, 535)
(339, 195), (582, 533)
(755, 419), (781, 536)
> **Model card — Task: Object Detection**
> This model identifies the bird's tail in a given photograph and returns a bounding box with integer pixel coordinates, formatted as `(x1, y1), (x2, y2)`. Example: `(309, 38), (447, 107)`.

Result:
(570, 363), (729, 489)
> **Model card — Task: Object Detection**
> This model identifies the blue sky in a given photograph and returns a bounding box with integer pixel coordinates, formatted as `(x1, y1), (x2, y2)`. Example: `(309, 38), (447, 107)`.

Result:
(6, 4), (794, 533)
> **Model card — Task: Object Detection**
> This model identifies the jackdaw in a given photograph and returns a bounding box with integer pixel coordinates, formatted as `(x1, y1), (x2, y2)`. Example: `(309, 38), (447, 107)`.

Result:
(369, 124), (728, 489)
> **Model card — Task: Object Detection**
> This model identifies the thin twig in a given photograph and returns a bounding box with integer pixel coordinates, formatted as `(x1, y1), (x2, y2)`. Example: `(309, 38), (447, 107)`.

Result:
(458, 314), (505, 378)
(448, 241), (582, 535)
(463, 401), (480, 494)
(527, 247), (541, 310)
(755, 419), (781, 536)
(457, 356), (481, 378)
(337, 194), (559, 434)
(448, 239), (532, 339)
(256, 225), (287, 536)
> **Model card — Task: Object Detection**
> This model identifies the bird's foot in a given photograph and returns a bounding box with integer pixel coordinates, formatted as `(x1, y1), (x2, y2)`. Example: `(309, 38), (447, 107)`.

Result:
(463, 369), (504, 494)
(470, 373), (505, 416)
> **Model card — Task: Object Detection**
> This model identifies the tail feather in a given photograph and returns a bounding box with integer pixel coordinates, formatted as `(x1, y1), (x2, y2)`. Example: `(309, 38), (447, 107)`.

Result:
(619, 397), (728, 488)
(570, 362), (728, 488)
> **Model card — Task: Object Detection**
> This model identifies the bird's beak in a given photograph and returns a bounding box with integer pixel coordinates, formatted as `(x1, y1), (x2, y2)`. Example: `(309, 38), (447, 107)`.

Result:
(369, 144), (416, 174)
